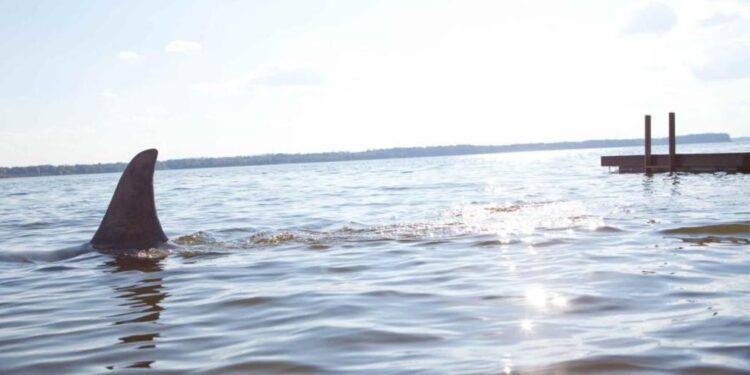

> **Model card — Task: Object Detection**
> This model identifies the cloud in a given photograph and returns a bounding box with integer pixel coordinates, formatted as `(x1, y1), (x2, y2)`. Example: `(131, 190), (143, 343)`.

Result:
(622, 3), (677, 35)
(192, 68), (324, 95)
(118, 50), (144, 61)
(700, 13), (743, 28)
(165, 40), (202, 53)
(693, 42), (750, 81)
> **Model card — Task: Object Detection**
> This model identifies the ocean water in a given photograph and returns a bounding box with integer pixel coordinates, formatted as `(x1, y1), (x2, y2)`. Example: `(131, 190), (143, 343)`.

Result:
(1, 142), (750, 374)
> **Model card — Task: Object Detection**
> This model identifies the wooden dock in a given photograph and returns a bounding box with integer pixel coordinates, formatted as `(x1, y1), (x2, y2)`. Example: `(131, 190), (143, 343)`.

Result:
(601, 113), (750, 173)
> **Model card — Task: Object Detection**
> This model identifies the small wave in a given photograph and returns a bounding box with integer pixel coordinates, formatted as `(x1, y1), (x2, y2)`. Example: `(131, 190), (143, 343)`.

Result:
(323, 265), (369, 273)
(532, 238), (570, 247)
(249, 231), (300, 246)
(219, 296), (276, 308)
(450, 200), (607, 235)
(173, 231), (217, 245)
(19, 221), (54, 230)
(163, 200), (608, 252)
(566, 294), (633, 314)
(362, 290), (434, 299)
(654, 315), (750, 343)
(526, 353), (732, 374)
(36, 265), (77, 272)
(176, 249), (229, 259)
(172, 232), (239, 254)
(101, 248), (172, 259)
(662, 223), (750, 235)
(595, 225), (625, 233)
(661, 222), (750, 246)
(203, 360), (324, 374)
(483, 204), (522, 213)
(380, 186), (411, 191)
(0, 245), (92, 263)
(308, 243), (330, 250)
(318, 326), (442, 346)
(242, 222), (474, 248)
(680, 236), (750, 246)
(471, 239), (521, 247)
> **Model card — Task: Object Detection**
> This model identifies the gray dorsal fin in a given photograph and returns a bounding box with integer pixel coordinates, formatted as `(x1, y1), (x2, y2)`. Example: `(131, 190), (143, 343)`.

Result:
(91, 149), (168, 250)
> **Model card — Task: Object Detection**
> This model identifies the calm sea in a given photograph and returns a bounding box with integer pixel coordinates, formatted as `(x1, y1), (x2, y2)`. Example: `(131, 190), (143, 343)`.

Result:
(1, 142), (750, 374)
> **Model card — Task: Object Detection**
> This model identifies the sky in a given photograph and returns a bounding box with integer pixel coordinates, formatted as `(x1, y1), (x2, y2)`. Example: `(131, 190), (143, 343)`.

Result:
(1, 0), (749, 167)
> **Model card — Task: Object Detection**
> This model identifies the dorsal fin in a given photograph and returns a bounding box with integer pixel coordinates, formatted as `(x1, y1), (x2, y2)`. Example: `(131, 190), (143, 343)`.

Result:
(91, 149), (168, 250)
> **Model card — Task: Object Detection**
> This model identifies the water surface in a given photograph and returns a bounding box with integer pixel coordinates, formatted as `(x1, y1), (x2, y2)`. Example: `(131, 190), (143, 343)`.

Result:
(2, 143), (750, 374)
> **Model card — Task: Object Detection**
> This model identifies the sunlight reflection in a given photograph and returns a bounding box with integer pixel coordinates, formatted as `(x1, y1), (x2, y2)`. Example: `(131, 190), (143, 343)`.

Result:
(551, 294), (568, 308)
(525, 287), (547, 308)
(520, 319), (534, 332)
(525, 287), (567, 309)
(497, 232), (512, 243)
(451, 200), (602, 237)
(501, 354), (515, 374)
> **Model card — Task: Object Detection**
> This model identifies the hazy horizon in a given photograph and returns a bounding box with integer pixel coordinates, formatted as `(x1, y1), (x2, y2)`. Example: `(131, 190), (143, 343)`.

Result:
(0, 131), (736, 170)
(2, 1), (750, 166)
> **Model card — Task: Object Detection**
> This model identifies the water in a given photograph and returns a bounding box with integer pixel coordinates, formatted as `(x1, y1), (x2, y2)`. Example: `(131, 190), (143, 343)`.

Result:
(1, 143), (750, 374)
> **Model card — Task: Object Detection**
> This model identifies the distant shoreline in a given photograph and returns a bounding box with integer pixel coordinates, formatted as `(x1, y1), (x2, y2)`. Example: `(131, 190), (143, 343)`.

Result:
(0, 133), (734, 179)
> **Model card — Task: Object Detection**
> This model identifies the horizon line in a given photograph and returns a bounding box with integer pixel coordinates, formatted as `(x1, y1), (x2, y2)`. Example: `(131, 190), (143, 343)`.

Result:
(0, 132), (743, 179)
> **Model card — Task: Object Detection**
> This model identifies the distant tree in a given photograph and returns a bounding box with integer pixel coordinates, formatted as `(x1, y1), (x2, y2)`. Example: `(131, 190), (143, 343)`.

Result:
(0, 133), (733, 178)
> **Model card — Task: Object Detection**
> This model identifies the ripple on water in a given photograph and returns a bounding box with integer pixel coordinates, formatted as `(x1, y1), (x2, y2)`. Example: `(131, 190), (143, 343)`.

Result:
(202, 360), (325, 375)
(2, 147), (750, 373)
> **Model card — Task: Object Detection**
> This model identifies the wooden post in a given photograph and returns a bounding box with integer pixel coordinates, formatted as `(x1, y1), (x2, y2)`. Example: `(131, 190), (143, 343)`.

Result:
(668, 112), (676, 172)
(644, 115), (652, 173)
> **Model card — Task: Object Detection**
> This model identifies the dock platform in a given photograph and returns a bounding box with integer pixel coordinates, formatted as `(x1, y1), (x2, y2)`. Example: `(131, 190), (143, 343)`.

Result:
(601, 113), (750, 173)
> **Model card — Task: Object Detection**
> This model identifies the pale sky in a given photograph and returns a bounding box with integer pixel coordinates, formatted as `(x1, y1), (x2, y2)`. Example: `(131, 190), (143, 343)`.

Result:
(1, 0), (749, 167)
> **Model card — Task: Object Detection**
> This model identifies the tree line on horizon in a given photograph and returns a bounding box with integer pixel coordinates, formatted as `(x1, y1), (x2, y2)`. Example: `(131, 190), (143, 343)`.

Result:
(0, 133), (732, 179)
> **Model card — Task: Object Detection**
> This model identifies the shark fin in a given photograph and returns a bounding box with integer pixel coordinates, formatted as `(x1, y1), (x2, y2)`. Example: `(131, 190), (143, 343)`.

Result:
(91, 149), (168, 250)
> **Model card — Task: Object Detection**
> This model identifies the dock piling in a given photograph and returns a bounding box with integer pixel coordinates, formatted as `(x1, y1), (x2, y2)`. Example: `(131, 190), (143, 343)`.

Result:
(669, 112), (676, 172)
(644, 115), (652, 173)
